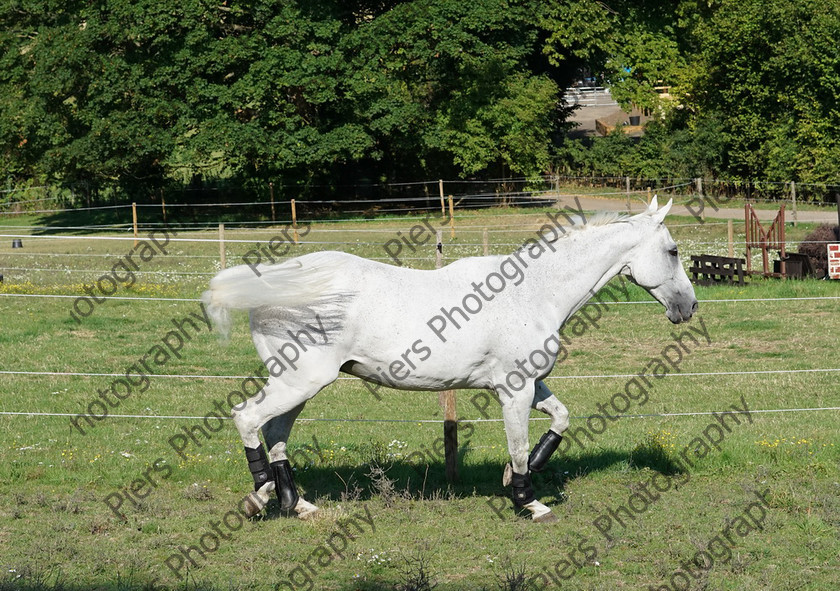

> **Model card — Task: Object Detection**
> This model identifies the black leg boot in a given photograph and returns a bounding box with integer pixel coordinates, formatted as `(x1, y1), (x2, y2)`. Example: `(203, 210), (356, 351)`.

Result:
(511, 471), (536, 509)
(271, 459), (300, 512)
(244, 445), (271, 490)
(241, 444), (272, 517)
(528, 430), (563, 473)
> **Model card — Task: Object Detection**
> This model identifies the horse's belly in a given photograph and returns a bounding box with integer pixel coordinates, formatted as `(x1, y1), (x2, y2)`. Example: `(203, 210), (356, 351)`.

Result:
(340, 358), (490, 392)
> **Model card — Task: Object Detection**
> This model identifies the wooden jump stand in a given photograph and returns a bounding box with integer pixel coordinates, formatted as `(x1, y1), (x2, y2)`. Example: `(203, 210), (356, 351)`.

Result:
(689, 255), (746, 285)
(745, 203), (787, 278)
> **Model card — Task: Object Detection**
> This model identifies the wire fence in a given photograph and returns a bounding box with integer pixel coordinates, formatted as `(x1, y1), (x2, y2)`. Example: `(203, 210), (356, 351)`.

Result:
(3, 175), (839, 217)
(1, 367), (838, 425)
(1, 184), (837, 429)
(3, 405), (840, 424)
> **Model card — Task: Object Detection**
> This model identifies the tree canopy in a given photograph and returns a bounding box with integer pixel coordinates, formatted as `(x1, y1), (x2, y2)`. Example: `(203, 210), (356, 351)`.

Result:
(1, 0), (838, 201)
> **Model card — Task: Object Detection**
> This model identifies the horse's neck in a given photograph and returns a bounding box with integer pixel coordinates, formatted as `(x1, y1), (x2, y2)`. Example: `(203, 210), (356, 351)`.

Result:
(532, 222), (639, 324)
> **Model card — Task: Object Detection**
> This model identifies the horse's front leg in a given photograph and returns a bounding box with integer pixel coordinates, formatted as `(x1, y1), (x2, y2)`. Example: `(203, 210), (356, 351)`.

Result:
(499, 383), (556, 523)
(528, 380), (569, 472)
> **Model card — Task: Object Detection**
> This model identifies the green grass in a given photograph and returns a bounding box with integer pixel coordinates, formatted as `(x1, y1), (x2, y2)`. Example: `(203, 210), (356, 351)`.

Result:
(0, 205), (838, 590)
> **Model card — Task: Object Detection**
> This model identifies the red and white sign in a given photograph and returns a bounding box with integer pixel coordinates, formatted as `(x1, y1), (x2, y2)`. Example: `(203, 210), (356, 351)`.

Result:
(829, 243), (840, 279)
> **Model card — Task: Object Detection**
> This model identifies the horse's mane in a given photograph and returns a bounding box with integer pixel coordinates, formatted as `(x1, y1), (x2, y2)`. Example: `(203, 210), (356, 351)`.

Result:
(578, 210), (629, 228)
(541, 209), (630, 245)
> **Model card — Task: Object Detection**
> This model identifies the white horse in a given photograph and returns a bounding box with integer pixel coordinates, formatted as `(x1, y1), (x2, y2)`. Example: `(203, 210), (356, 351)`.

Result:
(202, 197), (697, 522)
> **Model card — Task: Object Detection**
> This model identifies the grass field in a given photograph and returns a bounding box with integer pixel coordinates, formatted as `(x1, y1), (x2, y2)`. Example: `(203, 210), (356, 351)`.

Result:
(1, 200), (838, 591)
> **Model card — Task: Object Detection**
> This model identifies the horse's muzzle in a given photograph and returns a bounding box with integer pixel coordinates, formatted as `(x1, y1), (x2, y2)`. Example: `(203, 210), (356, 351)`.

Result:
(666, 299), (699, 324)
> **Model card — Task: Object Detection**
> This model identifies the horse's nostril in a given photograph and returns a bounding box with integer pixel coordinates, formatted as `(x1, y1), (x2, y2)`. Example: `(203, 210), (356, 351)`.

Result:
(691, 301), (699, 313)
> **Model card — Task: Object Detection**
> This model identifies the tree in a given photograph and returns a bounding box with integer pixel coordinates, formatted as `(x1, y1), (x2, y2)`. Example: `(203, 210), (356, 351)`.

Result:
(540, 1), (688, 112)
(0, 0), (569, 199)
(680, 0), (840, 182)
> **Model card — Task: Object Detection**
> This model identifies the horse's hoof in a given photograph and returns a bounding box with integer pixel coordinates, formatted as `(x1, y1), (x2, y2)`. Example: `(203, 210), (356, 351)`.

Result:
(294, 498), (319, 520)
(242, 491), (267, 517)
(502, 463), (513, 487)
(241, 482), (274, 517)
(533, 511), (558, 523)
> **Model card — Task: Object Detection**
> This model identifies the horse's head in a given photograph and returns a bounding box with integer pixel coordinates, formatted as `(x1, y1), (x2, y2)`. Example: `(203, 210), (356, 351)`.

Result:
(621, 197), (698, 324)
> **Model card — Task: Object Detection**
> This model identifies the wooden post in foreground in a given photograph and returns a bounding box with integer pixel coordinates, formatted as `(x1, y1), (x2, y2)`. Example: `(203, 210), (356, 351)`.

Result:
(436, 230), (458, 483)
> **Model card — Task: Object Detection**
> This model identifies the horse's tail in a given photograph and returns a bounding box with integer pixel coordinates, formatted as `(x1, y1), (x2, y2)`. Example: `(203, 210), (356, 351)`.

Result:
(201, 252), (342, 341)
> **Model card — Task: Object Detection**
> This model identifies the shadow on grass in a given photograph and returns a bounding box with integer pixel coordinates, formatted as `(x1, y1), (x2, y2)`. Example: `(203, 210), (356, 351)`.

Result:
(28, 196), (555, 235)
(255, 443), (686, 520)
(26, 203), (415, 235)
(2, 448), (684, 591)
(0, 571), (513, 591)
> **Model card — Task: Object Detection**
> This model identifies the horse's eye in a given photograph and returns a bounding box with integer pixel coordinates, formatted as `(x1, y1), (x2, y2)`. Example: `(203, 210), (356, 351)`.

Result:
(669, 247), (678, 257)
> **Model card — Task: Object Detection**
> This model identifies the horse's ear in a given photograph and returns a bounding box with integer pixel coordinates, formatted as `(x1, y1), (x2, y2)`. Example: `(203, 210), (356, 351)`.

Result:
(646, 195), (659, 213)
(651, 198), (673, 223)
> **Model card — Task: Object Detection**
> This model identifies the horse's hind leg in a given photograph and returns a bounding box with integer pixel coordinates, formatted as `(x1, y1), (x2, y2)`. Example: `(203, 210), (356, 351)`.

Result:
(234, 374), (330, 519)
(261, 405), (318, 518)
(528, 380), (569, 473)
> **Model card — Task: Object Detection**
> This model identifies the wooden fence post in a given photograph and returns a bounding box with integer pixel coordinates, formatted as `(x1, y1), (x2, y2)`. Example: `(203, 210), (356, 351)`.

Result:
(836, 194), (840, 228)
(482, 228), (489, 256)
(727, 219), (734, 258)
(439, 179), (445, 217)
(270, 181), (276, 223)
(448, 195), (455, 239)
(291, 198), (299, 244)
(696, 178), (705, 222)
(219, 223), (226, 269)
(132, 202), (138, 247)
(625, 176), (631, 213)
(436, 230), (458, 483)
